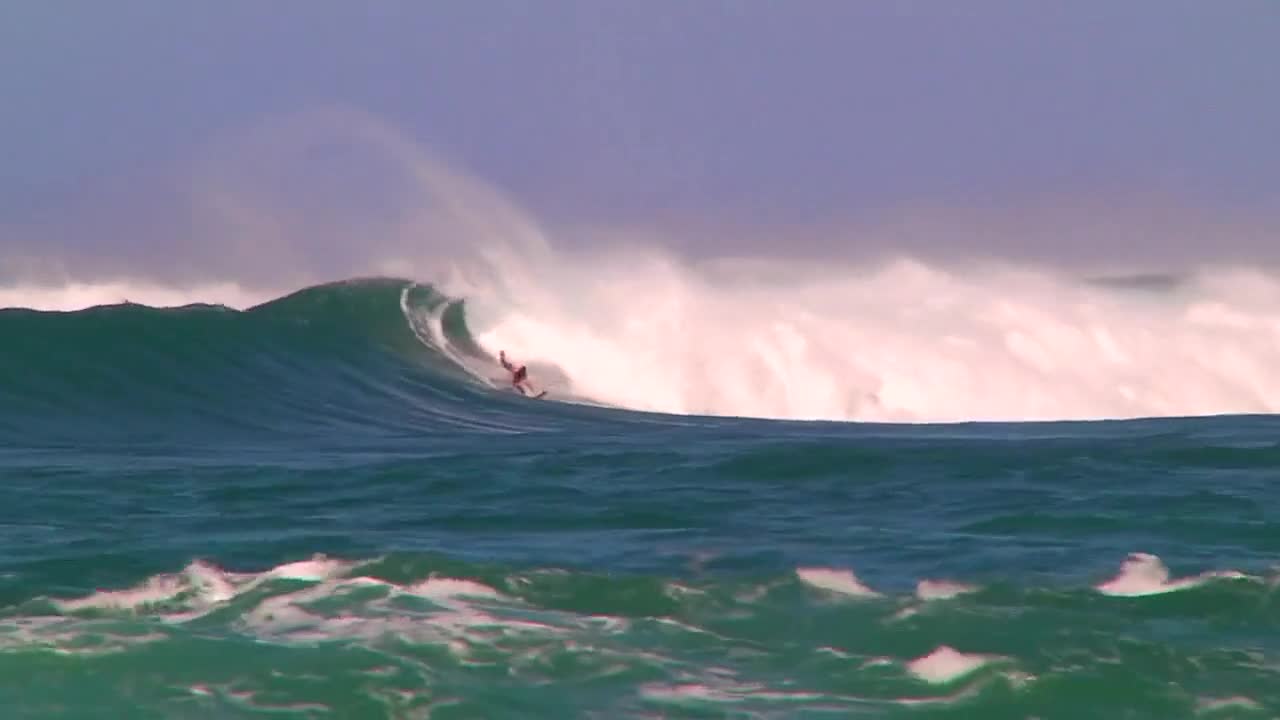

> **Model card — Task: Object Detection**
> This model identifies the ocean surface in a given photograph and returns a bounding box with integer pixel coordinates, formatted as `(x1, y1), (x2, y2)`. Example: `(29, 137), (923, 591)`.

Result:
(2, 278), (1278, 719)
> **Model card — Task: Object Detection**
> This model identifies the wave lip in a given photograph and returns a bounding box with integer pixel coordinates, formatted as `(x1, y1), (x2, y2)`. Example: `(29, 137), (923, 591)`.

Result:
(1095, 552), (1252, 597)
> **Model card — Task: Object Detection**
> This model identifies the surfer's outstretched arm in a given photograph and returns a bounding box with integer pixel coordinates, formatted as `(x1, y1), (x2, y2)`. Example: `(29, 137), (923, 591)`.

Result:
(498, 350), (535, 395)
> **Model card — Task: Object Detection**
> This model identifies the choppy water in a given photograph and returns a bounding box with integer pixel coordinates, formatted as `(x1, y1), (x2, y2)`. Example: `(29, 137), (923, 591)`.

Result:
(2, 279), (1277, 718)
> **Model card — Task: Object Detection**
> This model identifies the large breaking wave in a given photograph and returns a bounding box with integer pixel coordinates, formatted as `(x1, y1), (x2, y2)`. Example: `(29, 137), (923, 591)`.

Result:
(3, 259), (1280, 429)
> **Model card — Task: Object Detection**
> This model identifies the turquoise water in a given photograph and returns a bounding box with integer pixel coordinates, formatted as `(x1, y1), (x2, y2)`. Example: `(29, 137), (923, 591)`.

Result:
(2, 279), (1277, 718)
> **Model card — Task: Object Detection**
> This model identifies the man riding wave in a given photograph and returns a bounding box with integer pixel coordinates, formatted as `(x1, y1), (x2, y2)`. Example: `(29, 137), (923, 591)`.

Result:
(499, 350), (534, 395)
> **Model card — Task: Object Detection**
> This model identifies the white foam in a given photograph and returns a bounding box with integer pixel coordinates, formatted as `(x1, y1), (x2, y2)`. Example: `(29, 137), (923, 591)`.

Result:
(1096, 553), (1250, 597)
(404, 577), (505, 602)
(639, 680), (824, 705)
(218, 687), (332, 715)
(50, 557), (356, 617)
(585, 615), (630, 635)
(905, 645), (999, 684)
(1195, 696), (1264, 714)
(916, 580), (979, 601)
(889, 606), (920, 621)
(651, 617), (728, 641)
(223, 571), (565, 656)
(795, 568), (881, 598)
(662, 582), (707, 599)
(240, 594), (328, 637)
(467, 246), (1280, 422)
(185, 560), (238, 604)
(639, 682), (738, 704)
(54, 574), (190, 612)
(0, 616), (167, 656)
(265, 556), (352, 582)
(39, 559), (556, 659)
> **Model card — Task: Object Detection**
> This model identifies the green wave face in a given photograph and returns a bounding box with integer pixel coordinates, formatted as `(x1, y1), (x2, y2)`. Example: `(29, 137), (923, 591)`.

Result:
(0, 278), (536, 444)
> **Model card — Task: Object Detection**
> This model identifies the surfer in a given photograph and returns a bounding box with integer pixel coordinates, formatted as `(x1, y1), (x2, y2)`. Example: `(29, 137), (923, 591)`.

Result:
(499, 350), (533, 395)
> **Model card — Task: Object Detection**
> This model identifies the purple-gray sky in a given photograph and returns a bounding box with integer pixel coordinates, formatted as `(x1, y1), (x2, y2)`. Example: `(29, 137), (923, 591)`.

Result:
(2, 0), (1279, 276)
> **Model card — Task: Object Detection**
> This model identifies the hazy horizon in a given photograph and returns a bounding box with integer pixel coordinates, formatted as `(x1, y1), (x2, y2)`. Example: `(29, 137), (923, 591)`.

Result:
(2, 1), (1278, 289)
